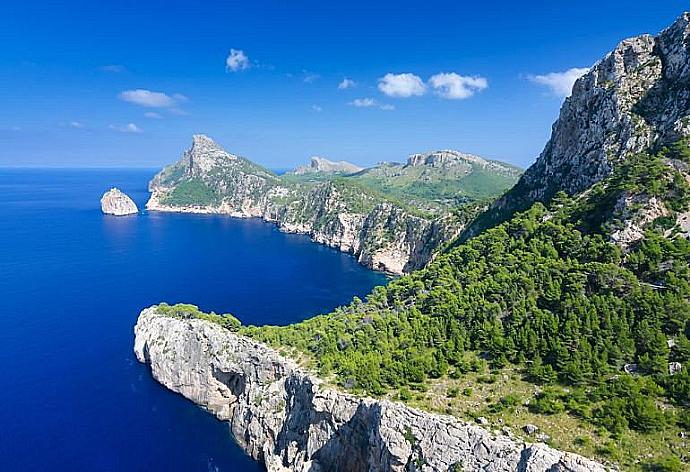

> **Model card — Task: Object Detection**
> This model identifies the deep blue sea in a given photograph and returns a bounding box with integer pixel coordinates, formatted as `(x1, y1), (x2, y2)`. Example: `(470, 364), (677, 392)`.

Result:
(0, 169), (387, 471)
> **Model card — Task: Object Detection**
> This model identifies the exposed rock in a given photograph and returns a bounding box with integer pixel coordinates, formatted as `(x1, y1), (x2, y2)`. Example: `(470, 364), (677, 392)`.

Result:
(669, 362), (683, 375)
(146, 135), (468, 274)
(465, 12), (690, 240)
(523, 424), (539, 436)
(476, 416), (489, 426)
(290, 156), (363, 175)
(100, 188), (138, 216)
(134, 308), (609, 472)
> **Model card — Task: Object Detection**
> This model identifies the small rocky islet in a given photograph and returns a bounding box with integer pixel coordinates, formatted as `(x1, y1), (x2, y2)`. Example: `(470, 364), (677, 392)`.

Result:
(100, 188), (138, 216)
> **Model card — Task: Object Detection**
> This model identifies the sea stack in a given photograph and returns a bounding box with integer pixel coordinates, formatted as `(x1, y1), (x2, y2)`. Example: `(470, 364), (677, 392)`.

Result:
(100, 188), (138, 216)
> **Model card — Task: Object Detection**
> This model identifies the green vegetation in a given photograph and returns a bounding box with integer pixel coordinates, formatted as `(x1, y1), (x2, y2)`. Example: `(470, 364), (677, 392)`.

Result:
(161, 178), (219, 206)
(156, 303), (241, 331)
(239, 145), (690, 468)
(153, 142), (690, 467)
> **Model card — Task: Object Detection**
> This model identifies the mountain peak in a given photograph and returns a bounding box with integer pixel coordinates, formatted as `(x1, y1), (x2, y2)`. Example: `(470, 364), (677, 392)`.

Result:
(465, 12), (690, 237)
(290, 156), (363, 175)
(184, 134), (237, 174)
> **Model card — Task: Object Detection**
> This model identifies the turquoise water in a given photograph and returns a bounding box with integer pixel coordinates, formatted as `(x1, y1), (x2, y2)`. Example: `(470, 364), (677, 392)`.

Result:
(0, 169), (387, 471)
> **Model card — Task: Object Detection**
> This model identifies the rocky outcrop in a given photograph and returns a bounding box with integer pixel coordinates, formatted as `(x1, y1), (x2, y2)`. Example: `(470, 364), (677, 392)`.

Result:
(100, 188), (138, 216)
(289, 156), (363, 175)
(464, 12), (690, 238)
(146, 135), (470, 274)
(134, 307), (608, 472)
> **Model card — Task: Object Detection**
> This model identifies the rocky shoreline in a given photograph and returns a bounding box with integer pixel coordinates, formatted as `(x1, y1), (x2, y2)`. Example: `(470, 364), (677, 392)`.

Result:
(134, 307), (608, 472)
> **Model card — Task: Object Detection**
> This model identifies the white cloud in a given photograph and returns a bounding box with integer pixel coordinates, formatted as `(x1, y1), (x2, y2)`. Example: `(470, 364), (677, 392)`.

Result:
(109, 123), (142, 133)
(69, 121), (85, 129)
(101, 64), (125, 73)
(119, 89), (183, 108)
(144, 112), (162, 119)
(303, 71), (320, 83)
(350, 98), (376, 107)
(226, 49), (250, 71)
(349, 98), (394, 110)
(378, 73), (426, 98)
(528, 67), (590, 97)
(429, 73), (488, 99)
(338, 78), (356, 90)
(311, 105), (323, 112)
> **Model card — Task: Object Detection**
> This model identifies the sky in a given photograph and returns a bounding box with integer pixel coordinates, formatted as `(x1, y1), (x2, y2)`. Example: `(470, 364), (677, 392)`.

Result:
(1, 1), (688, 169)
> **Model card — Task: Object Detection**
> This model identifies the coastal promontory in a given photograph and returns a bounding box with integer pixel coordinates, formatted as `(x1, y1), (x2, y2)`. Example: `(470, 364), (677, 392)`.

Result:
(100, 188), (138, 216)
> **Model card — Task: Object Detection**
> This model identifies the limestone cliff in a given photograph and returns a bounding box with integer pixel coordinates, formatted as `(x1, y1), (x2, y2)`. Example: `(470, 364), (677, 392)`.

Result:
(465, 12), (690, 239)
(100, 188), (138, 216)
(134, 307), (607, 472)
(146, 135), (506, 274)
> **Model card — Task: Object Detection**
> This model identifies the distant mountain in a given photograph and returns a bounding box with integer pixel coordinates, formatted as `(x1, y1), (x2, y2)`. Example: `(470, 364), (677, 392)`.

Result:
(146, 135), (520, 273)
(287, 156), (363, 175)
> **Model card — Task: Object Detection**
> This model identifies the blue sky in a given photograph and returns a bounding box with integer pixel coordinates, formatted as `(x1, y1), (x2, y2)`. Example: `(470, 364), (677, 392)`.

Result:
(1, 1), (688, 169)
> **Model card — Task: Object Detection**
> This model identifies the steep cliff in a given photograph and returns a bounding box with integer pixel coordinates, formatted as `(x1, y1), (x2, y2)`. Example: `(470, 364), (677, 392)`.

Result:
(465, 12), (690, 238)
(147, 135), (518, 273)
(134, 307), (607, 472)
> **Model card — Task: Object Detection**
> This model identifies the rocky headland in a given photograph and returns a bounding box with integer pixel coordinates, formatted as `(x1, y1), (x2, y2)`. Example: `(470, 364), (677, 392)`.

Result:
(134, 307), (607, 472)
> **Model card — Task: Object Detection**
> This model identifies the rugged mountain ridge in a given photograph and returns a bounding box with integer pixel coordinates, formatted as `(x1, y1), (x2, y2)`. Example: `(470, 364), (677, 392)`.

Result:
(134, 307), (607, 472)
(147, 135), (518, 273)
(465, 12), (690, 238)
(289, 156), (363, 175)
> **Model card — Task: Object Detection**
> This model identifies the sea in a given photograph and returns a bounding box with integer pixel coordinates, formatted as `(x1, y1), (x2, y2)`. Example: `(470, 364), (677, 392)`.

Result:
(0, 169), (388, 471)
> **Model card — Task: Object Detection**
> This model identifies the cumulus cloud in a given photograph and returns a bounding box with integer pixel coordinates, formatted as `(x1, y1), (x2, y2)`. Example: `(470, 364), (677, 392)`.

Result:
(338, 78), (356, 90)
(311, 105), (323, 112)
(528, 67), (590, 97)
(429, 73), (488, 99)
(349, 98), (394, 110)
(119, 89), (184, 108)
(226, 49), (250, 71)
(109, 123), (142, 133)
(378, 73), (426, 98)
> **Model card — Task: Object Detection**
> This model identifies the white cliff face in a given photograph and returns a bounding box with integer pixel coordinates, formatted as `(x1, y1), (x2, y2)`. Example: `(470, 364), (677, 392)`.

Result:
(100, 188), (138, 216)
(134, 308), (608, 472)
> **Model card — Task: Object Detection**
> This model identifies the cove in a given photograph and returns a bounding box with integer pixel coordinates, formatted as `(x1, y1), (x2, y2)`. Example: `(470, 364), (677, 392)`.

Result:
(0, 169), (387, 471)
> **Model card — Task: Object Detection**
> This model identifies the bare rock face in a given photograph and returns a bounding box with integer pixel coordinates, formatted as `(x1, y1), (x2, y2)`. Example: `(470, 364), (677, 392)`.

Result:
(100, 188), (138, 216)
(134, 307), (609, 472)
(290, 156), (363, 175)
(465, 12), (690, 237)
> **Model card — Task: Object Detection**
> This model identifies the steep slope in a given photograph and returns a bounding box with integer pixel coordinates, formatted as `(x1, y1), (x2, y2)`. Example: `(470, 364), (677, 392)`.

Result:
(135, 305), (606, 472)
(465, 12), (690, 238)
(147, 136), (519, 273)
